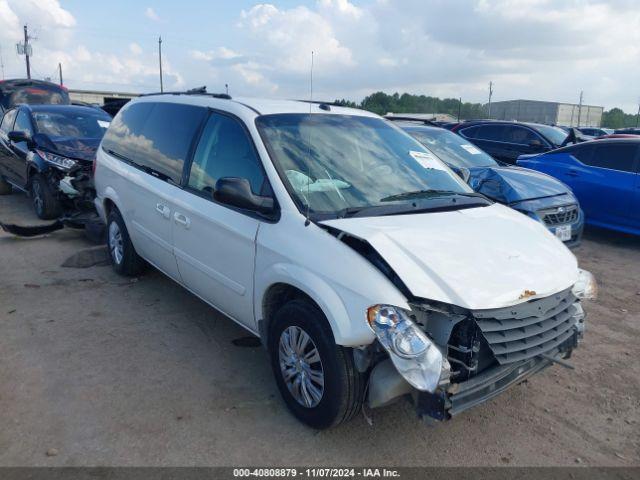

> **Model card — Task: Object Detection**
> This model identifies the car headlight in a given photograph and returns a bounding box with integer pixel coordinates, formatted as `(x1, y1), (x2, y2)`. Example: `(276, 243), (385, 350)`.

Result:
(572, 269), (597, 300)
(36, 149), (77, 171)
(367, 305), (449, 392)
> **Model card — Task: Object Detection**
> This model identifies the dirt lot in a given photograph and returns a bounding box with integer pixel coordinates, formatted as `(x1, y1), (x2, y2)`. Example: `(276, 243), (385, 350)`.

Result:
(0, 190), (639, 467)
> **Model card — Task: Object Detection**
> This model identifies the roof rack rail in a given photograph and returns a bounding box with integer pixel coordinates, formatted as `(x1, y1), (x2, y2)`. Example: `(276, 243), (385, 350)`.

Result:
(140, 86), (232, 99)
(384, 115), (440, 127)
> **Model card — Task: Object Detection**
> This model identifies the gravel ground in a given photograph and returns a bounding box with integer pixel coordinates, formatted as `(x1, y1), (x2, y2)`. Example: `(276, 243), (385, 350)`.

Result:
(0, 191), (639, 467)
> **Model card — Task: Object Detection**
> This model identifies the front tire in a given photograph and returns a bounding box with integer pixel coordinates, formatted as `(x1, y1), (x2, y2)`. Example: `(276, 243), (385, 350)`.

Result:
(30, 173), (61, 219)
(107, 208), (145, 276)
(268, 299), (365, 429)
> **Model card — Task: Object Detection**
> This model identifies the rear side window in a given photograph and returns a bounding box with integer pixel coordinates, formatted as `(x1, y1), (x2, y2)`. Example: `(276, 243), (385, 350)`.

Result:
(583, 144), (639, 173)
(188, 113), (265, 196)
(102, 101), (207, 184)
(458, 125), (479, 138)
(0, 109), (17, 133)
(474, 124), (507, 142)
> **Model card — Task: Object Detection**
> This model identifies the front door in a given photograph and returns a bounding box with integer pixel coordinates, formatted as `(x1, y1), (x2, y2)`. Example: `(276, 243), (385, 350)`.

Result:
(172, 112), (268, 329)
(0, 109), (18, 183)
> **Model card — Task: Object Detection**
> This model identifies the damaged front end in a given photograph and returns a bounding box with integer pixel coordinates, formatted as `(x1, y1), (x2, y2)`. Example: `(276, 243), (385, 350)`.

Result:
(1, 156), (103, 239)
(362, 282), (590, 422)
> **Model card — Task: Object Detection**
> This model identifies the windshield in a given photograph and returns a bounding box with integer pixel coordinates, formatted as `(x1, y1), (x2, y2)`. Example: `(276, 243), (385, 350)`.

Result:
(1, 85), (70, 109)
(403, 126), (498, 168)
(33, 110), (111, 139)
(531, 124), (568, 146)
(256, 114), (474, 217)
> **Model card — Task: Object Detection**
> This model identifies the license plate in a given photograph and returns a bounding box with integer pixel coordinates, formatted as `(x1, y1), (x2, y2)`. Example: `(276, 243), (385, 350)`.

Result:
(555, 225), (572, 241)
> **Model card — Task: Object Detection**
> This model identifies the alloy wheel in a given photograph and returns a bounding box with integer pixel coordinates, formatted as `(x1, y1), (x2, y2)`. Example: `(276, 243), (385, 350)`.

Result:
(108, 221), (124, 265)
(278, 326), (325, 408)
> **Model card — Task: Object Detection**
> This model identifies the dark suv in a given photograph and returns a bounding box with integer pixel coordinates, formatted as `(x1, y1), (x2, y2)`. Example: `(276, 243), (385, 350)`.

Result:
(449, 120), (570, 164)
(0, 79), (70, 116)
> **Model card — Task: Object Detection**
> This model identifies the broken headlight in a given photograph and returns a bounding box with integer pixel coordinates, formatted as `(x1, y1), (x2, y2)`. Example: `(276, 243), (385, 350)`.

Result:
(36, 150), (77, 171)
(572, 269), (597, 300)
(367, 305), (449, 392)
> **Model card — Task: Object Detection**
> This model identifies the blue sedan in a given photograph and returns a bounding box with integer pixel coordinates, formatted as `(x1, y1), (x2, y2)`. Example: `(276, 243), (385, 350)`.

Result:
(391, 119), (585, 247)
(517, 139), (640, 236)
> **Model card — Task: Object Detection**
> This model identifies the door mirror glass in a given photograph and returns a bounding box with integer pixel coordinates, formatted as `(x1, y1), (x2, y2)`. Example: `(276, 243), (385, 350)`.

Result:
(8, 130), (31, 144)
(214, 177), (274, 214)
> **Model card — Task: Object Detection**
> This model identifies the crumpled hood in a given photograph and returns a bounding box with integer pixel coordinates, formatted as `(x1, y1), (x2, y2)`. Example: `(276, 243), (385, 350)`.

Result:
(36, 136), (99, 162)
(468, 165), (571, 204)
(321, 204), (578, 310)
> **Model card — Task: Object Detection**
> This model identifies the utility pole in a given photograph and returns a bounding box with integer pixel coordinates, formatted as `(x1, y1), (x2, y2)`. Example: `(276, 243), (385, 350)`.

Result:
(58, 63), (63, 86)
(225, 83), (229, 95)
(636, 99), (640, 128)
(457, 97), (462, 121)
(158, 36), (164, 93)
(24, 25), (31, 79)
(577, 91), (584, 127)
(487, 81), (494, 119)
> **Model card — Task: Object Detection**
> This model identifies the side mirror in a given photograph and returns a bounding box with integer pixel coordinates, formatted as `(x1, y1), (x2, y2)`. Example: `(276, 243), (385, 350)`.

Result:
(214, 177), (274, 214)
(450, 165), (471, 184)
(528, 139), (543, 148)
(8, 130), (31, 144)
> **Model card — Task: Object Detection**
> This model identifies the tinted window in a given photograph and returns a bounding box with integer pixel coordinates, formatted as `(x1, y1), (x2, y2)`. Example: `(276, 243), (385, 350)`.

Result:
(503, 125), (538, 144)
(567, 144), (594, 164)
(583, 144), (638, 173)
(188, 113), (265, 195)
(474, 124), (508, 141)
(0, 109), (17, 133)
(13, 110), (33, 135)
(458, 125), (479, 138)
(102, 101), (207, 184)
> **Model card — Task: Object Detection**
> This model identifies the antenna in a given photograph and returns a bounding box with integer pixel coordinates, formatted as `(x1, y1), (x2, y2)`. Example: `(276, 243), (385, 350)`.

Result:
(304, 51), (314, 227)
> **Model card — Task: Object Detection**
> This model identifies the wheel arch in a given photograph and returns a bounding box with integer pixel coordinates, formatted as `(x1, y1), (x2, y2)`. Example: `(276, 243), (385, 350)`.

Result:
(256, 264), (375, 348)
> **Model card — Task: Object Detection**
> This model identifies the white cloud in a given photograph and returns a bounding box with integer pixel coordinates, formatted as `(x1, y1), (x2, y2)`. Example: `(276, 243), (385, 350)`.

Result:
(129, 43), (143, 56)
(144, 7), (160, 22)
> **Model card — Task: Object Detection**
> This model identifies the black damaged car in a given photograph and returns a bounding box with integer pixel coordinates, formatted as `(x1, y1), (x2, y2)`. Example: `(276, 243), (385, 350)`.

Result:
(0, 104), (111, 219)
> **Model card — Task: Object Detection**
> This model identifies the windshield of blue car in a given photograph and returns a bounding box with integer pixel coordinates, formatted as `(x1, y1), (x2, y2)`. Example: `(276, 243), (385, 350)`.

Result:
(531, 124), (568, 146)
(256, 114), (475, 217)
(403, 126), (498, 169)
(33, 110), (111, 139)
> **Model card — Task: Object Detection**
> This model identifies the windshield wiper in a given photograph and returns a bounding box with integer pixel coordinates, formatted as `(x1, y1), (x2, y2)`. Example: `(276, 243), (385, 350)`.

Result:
(380, 189), (487, 202)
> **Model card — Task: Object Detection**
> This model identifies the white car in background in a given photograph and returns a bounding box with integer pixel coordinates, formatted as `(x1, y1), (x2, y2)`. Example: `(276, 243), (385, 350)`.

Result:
(94, 92), (595, 429)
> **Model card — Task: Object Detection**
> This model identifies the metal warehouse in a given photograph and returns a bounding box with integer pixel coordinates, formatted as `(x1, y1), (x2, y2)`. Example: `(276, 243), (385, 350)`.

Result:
(68, 89), (138, 105)
(488, 99), (603, 127)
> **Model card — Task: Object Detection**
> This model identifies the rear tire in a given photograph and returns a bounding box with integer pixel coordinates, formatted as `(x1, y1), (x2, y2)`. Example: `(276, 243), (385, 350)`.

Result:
(268, 299), (365, 429)
(107, 208), (145, 276)
(30, 173), (62, 220)
(0, 177), (12, 195)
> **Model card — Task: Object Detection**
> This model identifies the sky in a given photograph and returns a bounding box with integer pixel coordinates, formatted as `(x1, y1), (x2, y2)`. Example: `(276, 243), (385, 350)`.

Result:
(0, 0), (638, 112)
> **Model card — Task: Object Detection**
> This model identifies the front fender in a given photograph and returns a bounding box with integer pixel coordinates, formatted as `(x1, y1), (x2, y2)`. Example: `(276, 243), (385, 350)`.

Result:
(26, 151), (49, 177)
(255, 262), (380, 347)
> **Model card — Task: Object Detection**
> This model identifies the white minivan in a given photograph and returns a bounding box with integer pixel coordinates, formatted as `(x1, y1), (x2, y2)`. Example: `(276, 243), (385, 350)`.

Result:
(94, 92), (595, 429)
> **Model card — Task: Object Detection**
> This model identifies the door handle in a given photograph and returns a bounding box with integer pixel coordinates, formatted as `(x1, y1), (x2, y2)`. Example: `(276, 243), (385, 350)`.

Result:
(173, 212), (191, 229)
(155, 203), (171, 219)
(565, 170), (579, 177)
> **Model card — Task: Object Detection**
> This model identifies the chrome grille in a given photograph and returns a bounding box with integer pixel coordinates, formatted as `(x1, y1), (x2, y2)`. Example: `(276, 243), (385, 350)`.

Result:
(472, 289), (578, 365)
(540, 205), (579, 226)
